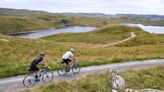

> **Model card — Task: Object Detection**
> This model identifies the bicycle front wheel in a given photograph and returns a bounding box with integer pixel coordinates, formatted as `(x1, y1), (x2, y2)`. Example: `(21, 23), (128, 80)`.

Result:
(72, 63), (81, 74)
(23, 75), (36, 87)
(42, 71), (54, 83)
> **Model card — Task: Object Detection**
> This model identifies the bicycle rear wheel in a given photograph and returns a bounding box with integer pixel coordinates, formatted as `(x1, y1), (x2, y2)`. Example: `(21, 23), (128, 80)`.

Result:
(23, 75), (36, 87)
(72, 63), (81, 74)
(42, 71), (54, 83)
(57, 66), (67, 76)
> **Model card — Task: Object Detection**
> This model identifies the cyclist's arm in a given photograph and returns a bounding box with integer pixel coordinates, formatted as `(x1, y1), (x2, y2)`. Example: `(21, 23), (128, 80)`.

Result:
(41, 60), (51, 69)
(70, 56), (77, 63)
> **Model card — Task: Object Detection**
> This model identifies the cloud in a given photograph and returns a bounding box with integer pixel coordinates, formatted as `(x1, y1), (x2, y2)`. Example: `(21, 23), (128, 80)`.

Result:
(0, 0), (163, 15)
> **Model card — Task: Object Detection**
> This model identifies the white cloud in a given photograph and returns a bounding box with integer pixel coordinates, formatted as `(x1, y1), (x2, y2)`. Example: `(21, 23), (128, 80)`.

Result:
(0, 0), (164, 15)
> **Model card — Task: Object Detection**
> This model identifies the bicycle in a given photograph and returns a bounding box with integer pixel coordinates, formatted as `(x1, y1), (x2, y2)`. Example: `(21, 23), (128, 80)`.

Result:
(57, 59), (81, 76)
(23, 66), (54, 87)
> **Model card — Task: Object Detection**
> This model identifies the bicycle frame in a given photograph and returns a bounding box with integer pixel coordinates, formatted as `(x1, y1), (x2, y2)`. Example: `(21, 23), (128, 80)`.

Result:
(32, 67), (47, 78)
(41, 67), (48, 76)
(69, 59), (78, 67)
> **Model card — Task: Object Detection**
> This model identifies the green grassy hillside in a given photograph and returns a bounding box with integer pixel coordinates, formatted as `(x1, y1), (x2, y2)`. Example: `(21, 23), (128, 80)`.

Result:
(0, 8), (51, 16)
(0, 33), (164, 78)
(42, 25), (164, 46)
(117, 33), (164, 46)
(42, 25), (145, 44)
(0, 15), (113, 34)
(0, 8), (117, 34)
(1, 8), (164, 35)
(21, 67), (164, 92)
(118, 16), (164, 26)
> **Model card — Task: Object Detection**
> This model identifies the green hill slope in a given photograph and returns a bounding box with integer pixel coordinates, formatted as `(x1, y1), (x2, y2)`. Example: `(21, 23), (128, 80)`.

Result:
(0, 31), (164, 78)
(42, 25), (164, 46)
(42, 25), (144, 44)
(0, 8), (115, 34)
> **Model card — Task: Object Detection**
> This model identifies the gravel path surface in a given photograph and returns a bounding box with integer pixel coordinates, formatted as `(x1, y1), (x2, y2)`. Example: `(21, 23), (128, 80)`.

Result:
(0, 59), (164, 92)
(93, 32), (136, 47)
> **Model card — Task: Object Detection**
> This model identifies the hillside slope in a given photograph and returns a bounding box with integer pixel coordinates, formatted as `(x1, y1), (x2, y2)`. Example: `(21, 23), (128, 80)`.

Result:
(42, 25), (144, 44)
(0, 28), (164, 78)
(0, 8), (115, 34)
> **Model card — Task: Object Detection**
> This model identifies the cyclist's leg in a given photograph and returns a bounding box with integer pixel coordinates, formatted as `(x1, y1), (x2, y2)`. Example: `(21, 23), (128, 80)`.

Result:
(61, 59), (66, 68)
(33, 66), (42, 82)
(65, 59), (72, 67)
(68, 59), (72, 66)
(32, 66), (39, 78)
(30, 65), (40, 80)
(62, 59), (69, 67)
(35, 66), (42, 77)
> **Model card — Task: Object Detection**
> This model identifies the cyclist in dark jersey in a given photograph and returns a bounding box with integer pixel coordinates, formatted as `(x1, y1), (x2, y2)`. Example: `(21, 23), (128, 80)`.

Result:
(29, 52), (50, 80)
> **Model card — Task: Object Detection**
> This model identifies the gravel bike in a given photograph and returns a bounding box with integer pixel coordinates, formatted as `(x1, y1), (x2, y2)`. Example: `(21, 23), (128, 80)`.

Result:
(23, 66), (54, 87)
(57, 59), (81, 76)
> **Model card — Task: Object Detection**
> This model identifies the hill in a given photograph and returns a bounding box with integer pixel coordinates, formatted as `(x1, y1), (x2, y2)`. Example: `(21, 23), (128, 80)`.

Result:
(0, 8), (164, 35)
(0, 8), (52, 16)
(42, 25), (164, 46)
(115, 14), (164, 19)
(0, 25), (164, 78)
(0, 8), (111, 34)
(61, 13), (109, 18)
(61, 13), (164, 26)
(61, 13), (164, 19)
(42, 25), (145, 44)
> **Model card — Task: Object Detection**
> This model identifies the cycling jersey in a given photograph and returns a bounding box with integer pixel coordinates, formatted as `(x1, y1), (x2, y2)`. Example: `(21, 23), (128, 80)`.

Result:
(62, 51), (73, 59)
(29, 55), (43, 71)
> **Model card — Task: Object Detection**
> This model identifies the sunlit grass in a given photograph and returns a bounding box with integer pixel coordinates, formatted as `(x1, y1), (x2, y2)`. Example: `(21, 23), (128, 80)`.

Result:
(0, 34), (164, 78)
(21, 67), (164, 92)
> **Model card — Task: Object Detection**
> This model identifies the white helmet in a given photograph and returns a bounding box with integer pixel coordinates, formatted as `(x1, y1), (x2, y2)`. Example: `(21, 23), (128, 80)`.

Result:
(69, 48), (74, 52)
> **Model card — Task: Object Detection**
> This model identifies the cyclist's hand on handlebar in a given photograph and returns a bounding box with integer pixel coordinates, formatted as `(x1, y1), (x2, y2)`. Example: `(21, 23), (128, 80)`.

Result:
(43, 65), (51, 69)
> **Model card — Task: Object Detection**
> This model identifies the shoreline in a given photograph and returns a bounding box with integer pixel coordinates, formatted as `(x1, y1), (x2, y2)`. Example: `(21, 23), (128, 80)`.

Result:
(4, 25), (94, 36)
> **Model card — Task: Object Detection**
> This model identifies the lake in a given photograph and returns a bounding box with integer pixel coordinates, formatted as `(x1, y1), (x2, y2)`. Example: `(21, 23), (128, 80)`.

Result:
(124, 24), (164, 34)
(16, 26), (95, 39)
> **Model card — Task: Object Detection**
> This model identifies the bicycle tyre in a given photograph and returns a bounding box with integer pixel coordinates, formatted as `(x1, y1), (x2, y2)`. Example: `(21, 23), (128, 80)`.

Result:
(72, 63), (81, 74)
(57, 67), (67, 76)
(42, 71), (54, 83)
(23, 74), (36, 87)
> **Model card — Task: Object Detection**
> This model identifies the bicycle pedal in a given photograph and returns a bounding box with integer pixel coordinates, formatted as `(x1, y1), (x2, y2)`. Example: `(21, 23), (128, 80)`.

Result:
(35, 78), (40, 82)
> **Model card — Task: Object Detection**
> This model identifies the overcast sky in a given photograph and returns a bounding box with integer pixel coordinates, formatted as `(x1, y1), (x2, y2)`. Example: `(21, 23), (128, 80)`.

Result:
(0, 0), (164, 15)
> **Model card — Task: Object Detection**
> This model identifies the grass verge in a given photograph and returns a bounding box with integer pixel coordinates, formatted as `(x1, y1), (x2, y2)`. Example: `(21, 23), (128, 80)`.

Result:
(21, 67), (164, 92)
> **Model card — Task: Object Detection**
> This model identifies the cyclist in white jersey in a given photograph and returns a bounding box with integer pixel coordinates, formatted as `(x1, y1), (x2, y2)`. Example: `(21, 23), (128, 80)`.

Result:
(62, 48), (76, 67)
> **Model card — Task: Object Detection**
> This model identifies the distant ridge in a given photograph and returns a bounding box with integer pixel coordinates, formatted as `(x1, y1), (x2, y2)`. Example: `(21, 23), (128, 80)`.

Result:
(0, 8), (164, 19)
(0, 8), (56, 16)
(61, 13), (109, 17)
(61, 13), (164, 19)
(115, 14), (164, 19)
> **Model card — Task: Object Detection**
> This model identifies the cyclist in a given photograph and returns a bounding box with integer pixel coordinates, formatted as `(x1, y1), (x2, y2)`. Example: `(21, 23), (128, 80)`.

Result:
(62, 48), (76, 68)
(29, 52), (50, 81)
